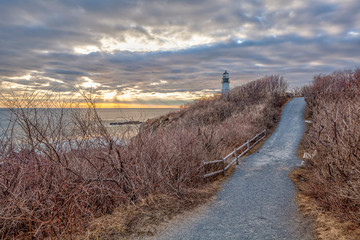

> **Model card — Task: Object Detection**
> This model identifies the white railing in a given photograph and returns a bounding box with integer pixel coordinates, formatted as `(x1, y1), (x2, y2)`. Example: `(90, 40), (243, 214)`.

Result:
(203, 129), (267, 178)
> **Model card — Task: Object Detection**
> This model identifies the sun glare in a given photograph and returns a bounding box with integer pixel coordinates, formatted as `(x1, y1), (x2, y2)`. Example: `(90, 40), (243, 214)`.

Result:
(115, 87), (215, 103)
(8, 74), (32, 80)
(102, 90), (118, 100)
(79, 77), (101, 89)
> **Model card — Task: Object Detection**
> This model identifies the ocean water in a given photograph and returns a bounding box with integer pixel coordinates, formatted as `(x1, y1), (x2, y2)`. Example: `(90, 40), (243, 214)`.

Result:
(95, 108), (178, 123)
(0, 108), (178, 143)
(0, 108), (177, 126)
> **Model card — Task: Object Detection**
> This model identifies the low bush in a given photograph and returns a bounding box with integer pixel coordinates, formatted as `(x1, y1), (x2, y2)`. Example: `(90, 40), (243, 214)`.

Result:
(300, 68), (360, 225)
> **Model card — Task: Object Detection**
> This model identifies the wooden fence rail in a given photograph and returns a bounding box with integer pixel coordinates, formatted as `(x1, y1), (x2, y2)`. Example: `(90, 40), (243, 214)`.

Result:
(203, 129), (267, 178)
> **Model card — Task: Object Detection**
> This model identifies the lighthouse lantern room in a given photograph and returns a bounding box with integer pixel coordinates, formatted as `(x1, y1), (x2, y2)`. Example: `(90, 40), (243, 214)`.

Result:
(221, 70), (230, 94)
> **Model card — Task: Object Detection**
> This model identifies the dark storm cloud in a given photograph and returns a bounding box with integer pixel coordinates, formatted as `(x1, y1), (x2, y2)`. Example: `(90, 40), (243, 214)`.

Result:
(0, 0), (359, 105)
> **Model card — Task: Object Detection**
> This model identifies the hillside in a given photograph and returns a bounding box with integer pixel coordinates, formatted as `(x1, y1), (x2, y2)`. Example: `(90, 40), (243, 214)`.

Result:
(0, 75), (288, 239)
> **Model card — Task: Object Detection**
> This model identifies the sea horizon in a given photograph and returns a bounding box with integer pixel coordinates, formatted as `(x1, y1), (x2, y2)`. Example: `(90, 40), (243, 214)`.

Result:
(0, 107), (179, 129)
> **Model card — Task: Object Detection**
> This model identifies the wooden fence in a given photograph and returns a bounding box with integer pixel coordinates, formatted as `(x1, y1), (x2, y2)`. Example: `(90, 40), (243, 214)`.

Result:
(203, 129), (267, 178)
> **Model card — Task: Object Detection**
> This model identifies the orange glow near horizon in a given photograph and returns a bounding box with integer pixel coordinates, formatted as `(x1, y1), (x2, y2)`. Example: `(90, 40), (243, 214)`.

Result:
(89, 102), (181, 109)
(0, 101), (181, 109)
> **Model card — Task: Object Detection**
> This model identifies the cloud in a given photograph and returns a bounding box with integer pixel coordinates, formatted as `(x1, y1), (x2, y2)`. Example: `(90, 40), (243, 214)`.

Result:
(0, 0), (359, 106)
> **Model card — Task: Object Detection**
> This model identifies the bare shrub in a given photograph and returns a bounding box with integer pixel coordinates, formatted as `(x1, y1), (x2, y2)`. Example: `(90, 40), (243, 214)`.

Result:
(0, 92), (132, 238)
(301, 68), (360, 224)
(0, 75), (288, 238)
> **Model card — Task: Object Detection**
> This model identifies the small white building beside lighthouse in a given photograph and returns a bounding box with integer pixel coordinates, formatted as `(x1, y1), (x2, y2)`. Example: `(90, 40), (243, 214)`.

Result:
(222, 70), (230, 94)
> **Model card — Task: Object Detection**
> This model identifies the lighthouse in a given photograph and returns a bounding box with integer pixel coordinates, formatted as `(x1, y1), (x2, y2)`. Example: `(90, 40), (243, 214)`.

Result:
(222, 70), (230, 94)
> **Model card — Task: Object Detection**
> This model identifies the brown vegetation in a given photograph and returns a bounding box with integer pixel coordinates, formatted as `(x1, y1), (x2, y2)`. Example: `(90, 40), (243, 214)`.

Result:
(293, 68), (360, 239)
(0, 75), (288, 239)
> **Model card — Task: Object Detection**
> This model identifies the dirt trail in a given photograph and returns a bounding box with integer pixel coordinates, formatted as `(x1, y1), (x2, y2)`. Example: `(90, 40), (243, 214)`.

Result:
(150, 97), (314, 240)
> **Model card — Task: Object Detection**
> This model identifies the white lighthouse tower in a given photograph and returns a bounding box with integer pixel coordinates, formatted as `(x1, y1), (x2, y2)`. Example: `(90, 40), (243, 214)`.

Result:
(222, 70), (230, 94)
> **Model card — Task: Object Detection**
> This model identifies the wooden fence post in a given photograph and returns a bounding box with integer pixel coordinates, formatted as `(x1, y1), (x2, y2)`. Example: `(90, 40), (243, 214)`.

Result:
(203, 130), (267, 179)
(235, 148), (238, 165)
(202, 161), (205, 181)
(222, 158), (225, 176)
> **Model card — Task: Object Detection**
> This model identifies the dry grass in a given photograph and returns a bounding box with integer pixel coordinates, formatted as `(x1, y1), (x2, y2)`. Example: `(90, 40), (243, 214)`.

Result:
(0, 75), (289, 239)
(291, 185), (360, 240)
(82, 184), (221, 239)
(293, 147), (360, 240)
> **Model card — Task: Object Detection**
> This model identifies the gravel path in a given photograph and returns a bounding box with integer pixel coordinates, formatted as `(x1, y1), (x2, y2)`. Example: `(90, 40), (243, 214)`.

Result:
(152, 98), (314, 240)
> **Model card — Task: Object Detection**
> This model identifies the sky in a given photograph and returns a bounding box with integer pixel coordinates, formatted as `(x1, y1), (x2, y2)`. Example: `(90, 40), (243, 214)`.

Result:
(0, 0), (359, 108)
